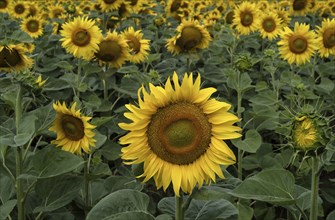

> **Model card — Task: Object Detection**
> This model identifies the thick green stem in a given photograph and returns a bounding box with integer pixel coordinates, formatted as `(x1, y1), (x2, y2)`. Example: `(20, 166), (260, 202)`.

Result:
(237, 72), (243, 180)
(175, 195), (184, 220)
(84, 154), (92, 210)
(102, 77), (108, 100)
(310, 156), (319, 220)
(15, 85), (24, 220)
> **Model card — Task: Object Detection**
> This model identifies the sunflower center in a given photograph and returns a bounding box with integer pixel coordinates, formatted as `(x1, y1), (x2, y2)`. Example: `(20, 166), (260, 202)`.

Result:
(0, 48), (21, 68)
(104, 0), (116, 4)
(14, 4), (25, 14)
(323, 28), (335, 48)
(293, 0), (307, 11)
(95, 40), (121, 62)
(0, 0), (8, 9)
(61, 114), (85, 141)
(225, 11), (234, 24)
(289, 35), (308, 54)
(262, 18), (276, 32)
(26, 20), (39, 32)
(126, 35), (140, 54)
(176, 26), (202, 51)
(241, 11), (253, 26)
(72, 29), (91, 47)
(148, 102), (211, 165)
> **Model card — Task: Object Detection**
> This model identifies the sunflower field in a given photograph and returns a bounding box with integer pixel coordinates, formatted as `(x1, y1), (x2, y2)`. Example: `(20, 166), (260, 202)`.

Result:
(0, 0), (335, 219)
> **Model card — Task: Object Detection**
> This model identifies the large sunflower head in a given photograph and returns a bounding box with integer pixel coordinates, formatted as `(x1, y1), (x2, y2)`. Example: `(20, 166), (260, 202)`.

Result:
(166, 19), (211, 55)
(9, 1), (29, 19)
(119, 72), (241, 196)
(20, 16), (44, 38)
(0, 0), (10, 13)
(277, 22), (318, 65)
(0, 44), (33, 73)
(97, 0), (123, 12)
(257, 12), (283, 41)
(290, 0), (312, 16)
(232, 2), (260, 35)
(60, 16), (103, 61)
(49, 101), (96, 155)
(121, 27), (150, 64)
(94, 31), (130, 68)
(316, 18), (335, 58)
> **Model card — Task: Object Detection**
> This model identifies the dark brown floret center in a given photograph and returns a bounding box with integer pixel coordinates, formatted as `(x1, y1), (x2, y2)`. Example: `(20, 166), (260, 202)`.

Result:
(72, 29), (91, 47)
(0, 47), (21, 68)
(61, 114), (85, 141)
(176, 26), (202, 51)
(323, 28), (335, 48)
(262, 18), (276, 32)
(26, 20), (39, 33)
(293, 0), (307, 11)
(241, 11), (253, 26)
(95, 40), (122, 62)
(289, 35), (308, 54)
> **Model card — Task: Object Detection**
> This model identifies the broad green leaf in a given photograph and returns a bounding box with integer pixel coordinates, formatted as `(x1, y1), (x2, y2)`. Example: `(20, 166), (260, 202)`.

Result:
(195, 199), (238, 220)
(327, 210), (335, 220)
(230, 169), (295, 205)
(231, 129), (262, 153)
(103, 211), (155, 220)
(100, 141), (122, 161)
(191, 186), (232, 201)
(86, 189), (151, 220)
(315, 77), (334, 95)
(94, 131), (107, 149)
(91, 116), (114, 127)
(237, 202), (253, 220)
(32, 146), (84, 178)
(156, 214), (173, 220)
(34, 175), (83, 213)
(157, 197), (175, 217)
(0, 173), (15, 203)
(104, 176), (143, 193)
(26, 102), (55, 134)
(0, 199), (17, 219)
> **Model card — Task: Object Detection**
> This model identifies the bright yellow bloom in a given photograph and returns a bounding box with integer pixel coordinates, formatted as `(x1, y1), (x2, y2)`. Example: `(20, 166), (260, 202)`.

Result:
(21, 16), (44, 38)
(257, 12), (283, 41)
(119, 72), (241, 196)
(232, 2), (260, 35)
(35, 75), (46, 87)
(316, 18), (335, 58)
(97, 0), (123, 12)
(293, 116), (317, 150)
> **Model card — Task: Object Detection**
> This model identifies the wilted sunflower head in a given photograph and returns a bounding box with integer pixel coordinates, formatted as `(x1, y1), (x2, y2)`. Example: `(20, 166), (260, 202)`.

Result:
(119, 72), (241, 196)
(0, 44), (33, 73)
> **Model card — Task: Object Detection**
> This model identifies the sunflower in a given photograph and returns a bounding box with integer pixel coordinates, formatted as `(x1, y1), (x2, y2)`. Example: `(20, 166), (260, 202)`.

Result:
(166, 0), (183, 18)
(94, 31), (130, 68)
(9, 1), (29, 19)
(97, 0), (123, 12)
(27, 2), (40, 17)
(122, 27), (150, 64)
(275, 7), (291, 27)
(316, 18), (335, 58)
(290, 0), (311, 16)
(166, 19), (211, 55)
(0, 0), (10, 13)
(257, 12), (283, 41)
(0, 44), (33, 73)
(35, 75), (46, 87)
(232, 2), (260, 35)
(21, 16), (44, 38)
(60, 17), (103, 61)
(119, 72), (241, 196)
(48, 4), (65, 19)
(277, 22), (318, 65)
(126, 0), (144, 13)
(293, 116), (318, 150)
(49, 101), (96, 155)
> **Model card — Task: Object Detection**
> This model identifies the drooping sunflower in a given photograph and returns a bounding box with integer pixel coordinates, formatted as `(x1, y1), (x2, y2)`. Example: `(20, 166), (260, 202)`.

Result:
(94, 31), (130, 68)
(122, 27), (150, 64)
(257, 12), (283, 41)
(97, 0), (123, 12)
(232, 2), (260, 35)
(166, 19), (211, 55)
(290, 0), (311, 16)
(9, 1), (29, 19)
(119, 72), (241, 196)
(21, 16), (44, 38)
(0, 0), (10, 13)
(315, 18), (335, 58)
(277, 22), (318, 65)
(293, 116), (318, 150)
(49, 101), (96, 155)
(60, 17), (103, 61)
(166, 0), (183, 18)
(0, 44), (33, 73)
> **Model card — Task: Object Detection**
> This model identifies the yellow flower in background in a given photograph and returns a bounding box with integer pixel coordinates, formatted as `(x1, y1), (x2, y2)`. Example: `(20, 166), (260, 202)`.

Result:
(0, 0), (10, 13)
(277, 22), (318, 65)
(293, 116), (317, 150)
(21, 16), (44, 38)
(316, 18), (335, 58)
(257, 12), (283, 41)
(49, 101), (96, 155)
(60, 17), (103, 61)
(289, 0), (312, 16)
(232, 2), (260, 35)
(166, 19), (211, 55)
(35, 75), (46, 87)
(119, 72), (241, 196)
(9, 1), (29, 19)
(122, 27), (150, 64)
(94, 31), (130, 68)
(97, 0), (123, 12)
(48, 4), (65, 19)
(0, 44), (33, 73)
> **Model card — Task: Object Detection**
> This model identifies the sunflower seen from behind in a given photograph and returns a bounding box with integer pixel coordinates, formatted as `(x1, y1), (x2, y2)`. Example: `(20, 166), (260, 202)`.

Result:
(60, 16), (103, 61)
(122, 27), (150, 64)
(49, 101), (96, 155)
(94, 31), (130, 68)
(0, 44), (33, 73)
(21, 16), (44, 38)
(277, 22), (318, 65)
(232, 2), (260, 35)
(166, 19), (211, 55)
(119, 72), (241, 196)
(316, 18), (335, 58)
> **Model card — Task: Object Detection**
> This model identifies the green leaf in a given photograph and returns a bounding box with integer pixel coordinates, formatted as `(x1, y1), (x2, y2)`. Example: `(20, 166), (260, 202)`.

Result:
(91, 116), (114, 127)
(226, 71), (253, 93)
(195, 199), (238, 220)
(26, 102), (55, 134)
(86, 189), (152, 220)
(191, 186), (232, 201)
(100, 141), (122, 161)
(94, 131), (107, 149)
(230, 169), (295, 205)
(104, 176), (143, 193)
(315, 77), (334, 95)
(0, 173), (15, 203)
(0, 199), (17, 219)
(12, 114), (37, 146)
(34, 175), (83, 213)
(327, 210), (335, 220)
(156, 214), (173, 220)
(54, 61), (74, 71)
(231, 129), (262, 153)
(158, 197), (175, 217)
(237, 202), (253, 220)
(32, 146), (84, 178)
(103, 212), (155, 220)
